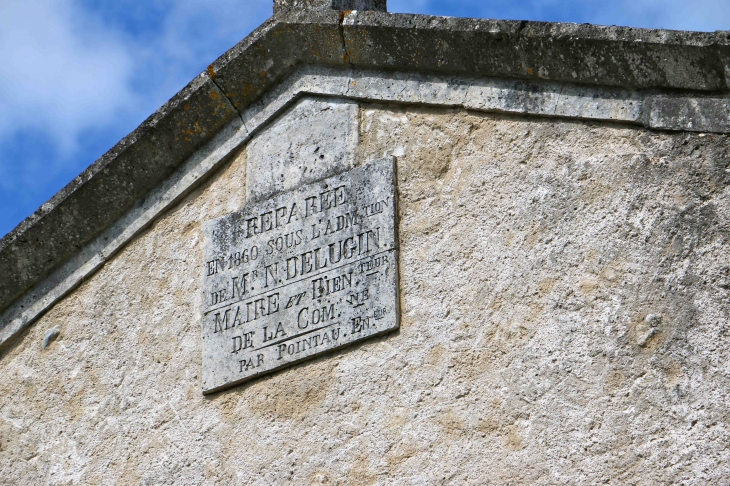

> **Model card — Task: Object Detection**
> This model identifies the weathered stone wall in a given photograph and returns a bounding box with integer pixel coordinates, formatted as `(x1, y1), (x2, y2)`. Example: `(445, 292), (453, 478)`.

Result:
(1, 101), (729, 484)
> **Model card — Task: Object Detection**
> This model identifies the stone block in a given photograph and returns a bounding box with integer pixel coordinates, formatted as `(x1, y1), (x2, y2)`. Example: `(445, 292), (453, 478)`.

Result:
(246, 97), (359, 201)
(209, 10), (345, 113)
(342, 11), (726, 91)
(274, 0), (387, 14)
(645, 95), (730, 133)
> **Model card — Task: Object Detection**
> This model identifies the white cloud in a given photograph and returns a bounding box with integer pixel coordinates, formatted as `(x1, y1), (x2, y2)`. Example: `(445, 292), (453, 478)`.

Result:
(0, 0), (137, 155)
(0, 0), (274, 203)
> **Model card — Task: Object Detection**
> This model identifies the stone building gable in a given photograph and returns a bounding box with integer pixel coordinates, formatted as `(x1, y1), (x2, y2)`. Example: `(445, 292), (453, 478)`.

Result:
(1, 1), (730, 483)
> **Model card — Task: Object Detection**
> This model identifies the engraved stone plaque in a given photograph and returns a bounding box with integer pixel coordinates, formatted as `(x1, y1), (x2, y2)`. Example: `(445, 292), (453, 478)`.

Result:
(201, 158), (399, 393)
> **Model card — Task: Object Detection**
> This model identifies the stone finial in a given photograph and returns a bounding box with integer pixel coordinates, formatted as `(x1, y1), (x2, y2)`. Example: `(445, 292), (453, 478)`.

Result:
(274, 0), (387, 14)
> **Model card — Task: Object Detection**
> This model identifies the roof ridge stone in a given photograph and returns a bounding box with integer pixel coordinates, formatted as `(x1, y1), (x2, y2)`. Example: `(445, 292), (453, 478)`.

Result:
(273, 0), (387, 15)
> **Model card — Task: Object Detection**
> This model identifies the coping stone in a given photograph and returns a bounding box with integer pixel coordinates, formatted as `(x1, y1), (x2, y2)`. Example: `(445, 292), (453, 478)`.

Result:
(341, 11), (729, 91)
(208, 10), (346, 113)
(274, 0), (387, 14)
(645, 96), (730, 132)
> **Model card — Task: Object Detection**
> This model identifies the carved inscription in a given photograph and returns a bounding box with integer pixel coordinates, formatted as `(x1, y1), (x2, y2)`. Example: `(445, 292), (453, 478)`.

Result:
(201, 158), (399, 393)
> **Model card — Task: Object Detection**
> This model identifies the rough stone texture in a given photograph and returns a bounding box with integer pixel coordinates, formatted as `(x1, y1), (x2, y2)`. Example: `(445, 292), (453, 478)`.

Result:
(331, 0), (386, 11)
(246, 97), (358, 201)
(646, 95), (730, 133)
(1, 101), (729, 483)
(342, 11), (729, 91)
(208, 10), (345, 113)
(274, 0), (387, 14)
(346, 70), (645, 122)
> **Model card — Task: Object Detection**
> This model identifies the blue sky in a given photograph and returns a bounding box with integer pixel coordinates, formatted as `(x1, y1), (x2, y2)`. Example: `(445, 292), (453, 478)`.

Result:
(0, 0), (729, 238)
